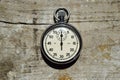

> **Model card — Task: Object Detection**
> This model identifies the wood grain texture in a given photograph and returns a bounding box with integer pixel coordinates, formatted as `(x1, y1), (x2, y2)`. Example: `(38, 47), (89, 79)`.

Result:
(0, 0), (120, 80)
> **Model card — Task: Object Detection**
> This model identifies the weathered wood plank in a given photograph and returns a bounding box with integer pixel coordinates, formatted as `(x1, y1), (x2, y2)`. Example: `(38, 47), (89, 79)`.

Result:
(0, 0), (120, 23)
(0, 0), (120, 80)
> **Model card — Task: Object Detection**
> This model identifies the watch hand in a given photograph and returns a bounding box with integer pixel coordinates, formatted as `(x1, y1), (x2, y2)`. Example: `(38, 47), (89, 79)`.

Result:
(60, 31), (63, 50)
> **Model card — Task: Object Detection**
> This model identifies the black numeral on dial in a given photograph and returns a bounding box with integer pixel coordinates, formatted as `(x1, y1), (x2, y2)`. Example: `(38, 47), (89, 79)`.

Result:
(47, 42), (51, 45)
(60, 55), (64, 58)
(53, 53), (57, 56)
(71, 35), (74, 39)
(49, 35), (53, 39)
(66, 53), (70, 56)
(73, 42), (76, 45)
(70, 48), (74, 52)
(53, 30), (57, 34)
(49, 48), (53, 51)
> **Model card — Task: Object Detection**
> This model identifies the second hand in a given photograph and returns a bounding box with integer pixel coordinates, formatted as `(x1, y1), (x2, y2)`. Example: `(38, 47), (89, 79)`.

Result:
(60, 31), (63, 51)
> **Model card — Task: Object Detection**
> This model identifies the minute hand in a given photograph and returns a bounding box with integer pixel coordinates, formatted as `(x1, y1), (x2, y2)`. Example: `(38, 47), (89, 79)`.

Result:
(60, 31), (63, 51)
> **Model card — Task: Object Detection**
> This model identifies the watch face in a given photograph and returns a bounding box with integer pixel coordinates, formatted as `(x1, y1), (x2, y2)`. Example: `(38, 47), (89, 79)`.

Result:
(41, 24), (82, 65)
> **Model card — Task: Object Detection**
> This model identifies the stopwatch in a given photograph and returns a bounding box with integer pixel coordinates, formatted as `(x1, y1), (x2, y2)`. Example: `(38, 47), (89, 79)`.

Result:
(40, 8), (82, 69)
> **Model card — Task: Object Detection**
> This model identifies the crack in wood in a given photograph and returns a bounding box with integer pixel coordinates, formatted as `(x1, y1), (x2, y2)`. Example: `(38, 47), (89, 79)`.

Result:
(0, 19), (120, 26)
(0, 20), (52, 25)
(70, 19), (120, 23)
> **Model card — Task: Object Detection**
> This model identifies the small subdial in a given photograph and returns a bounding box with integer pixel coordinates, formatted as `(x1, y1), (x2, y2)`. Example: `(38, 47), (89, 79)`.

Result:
(56, 30), (67, 41)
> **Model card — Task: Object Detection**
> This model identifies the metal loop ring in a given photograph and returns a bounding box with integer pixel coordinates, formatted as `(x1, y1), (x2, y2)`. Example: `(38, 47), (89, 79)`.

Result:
(53, 8), (70, 23)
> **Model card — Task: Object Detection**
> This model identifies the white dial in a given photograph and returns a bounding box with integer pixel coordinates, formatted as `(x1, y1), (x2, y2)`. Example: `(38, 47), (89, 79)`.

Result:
(43, 27), (80, 62)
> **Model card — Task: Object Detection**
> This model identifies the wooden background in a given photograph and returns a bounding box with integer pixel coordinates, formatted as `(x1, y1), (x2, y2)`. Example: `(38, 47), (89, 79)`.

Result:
(0, 0), (120, 80)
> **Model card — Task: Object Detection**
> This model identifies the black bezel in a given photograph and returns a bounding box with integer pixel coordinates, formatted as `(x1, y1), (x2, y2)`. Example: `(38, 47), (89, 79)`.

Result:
(40, 23), (82, 69)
